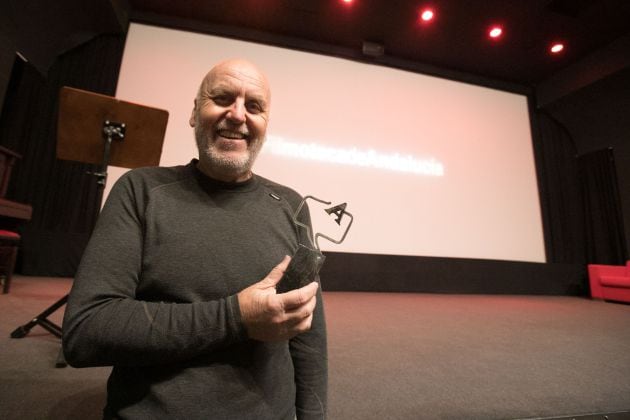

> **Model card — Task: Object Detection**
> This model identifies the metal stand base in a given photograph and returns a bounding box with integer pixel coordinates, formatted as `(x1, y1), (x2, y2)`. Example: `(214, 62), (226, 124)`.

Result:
(10, 294), (67, 339)
(10, 294), (68, 367)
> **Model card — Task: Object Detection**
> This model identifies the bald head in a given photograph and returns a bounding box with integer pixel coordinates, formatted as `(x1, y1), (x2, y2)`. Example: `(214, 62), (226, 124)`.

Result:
(196, 59), (271, 105)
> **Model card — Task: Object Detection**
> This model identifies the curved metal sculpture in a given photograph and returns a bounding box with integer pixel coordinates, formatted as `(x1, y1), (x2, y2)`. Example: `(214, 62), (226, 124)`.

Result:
(279, 195), (354, 292)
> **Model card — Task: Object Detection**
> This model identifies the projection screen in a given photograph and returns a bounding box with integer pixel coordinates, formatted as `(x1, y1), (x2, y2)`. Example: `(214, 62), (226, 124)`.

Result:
(110, 23), (545, 263)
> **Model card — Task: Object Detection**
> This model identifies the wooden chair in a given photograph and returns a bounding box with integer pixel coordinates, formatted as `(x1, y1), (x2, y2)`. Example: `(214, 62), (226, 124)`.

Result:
(0, 146), (24, 293)
(0, 229), (19, 293)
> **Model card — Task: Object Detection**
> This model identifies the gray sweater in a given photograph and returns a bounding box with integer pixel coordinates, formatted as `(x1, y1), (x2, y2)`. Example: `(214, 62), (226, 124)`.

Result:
(62, 161), (328, 420)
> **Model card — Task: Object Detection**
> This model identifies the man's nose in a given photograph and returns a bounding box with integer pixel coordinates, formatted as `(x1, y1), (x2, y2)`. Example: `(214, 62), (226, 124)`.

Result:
(226, 99), (246, 123)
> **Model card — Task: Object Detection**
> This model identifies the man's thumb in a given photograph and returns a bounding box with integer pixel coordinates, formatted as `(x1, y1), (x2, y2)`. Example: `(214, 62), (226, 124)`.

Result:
(260, 255), (291, 288)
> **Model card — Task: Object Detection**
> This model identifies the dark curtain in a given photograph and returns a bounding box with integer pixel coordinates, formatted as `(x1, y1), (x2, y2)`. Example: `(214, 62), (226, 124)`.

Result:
(532, 110), (586, 264)
(578, 148), (628, 264)
(0, 33), (126, 276)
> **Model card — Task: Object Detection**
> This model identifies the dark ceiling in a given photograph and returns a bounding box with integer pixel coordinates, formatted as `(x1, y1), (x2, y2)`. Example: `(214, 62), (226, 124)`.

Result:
(127, 0), (630, 88)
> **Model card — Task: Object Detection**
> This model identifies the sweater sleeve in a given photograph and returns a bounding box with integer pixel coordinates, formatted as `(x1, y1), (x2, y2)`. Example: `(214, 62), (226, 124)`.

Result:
(291, 285), (328, 420)
(62, 172), (247, 367)
(289, 200), (329, 420)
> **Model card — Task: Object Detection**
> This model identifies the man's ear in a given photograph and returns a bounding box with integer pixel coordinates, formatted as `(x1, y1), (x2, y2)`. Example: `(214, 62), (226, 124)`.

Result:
(189, 99), (197, 127)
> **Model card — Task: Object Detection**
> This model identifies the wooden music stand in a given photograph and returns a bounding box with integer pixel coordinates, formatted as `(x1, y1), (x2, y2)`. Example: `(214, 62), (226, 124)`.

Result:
(11, 87), (168, 366)
(56, 87), (168, 171)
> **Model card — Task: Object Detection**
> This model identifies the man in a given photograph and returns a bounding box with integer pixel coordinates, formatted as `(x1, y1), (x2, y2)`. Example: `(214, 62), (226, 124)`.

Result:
(62, 59), (328, 420)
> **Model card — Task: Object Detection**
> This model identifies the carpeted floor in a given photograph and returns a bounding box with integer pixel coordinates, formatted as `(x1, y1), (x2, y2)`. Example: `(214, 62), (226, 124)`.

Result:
(1, 276), (630, 419)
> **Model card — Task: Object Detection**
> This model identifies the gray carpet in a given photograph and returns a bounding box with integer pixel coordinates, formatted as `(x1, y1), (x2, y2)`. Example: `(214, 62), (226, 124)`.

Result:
(326, 292), (630, 419)
(1, 276), (630, 419)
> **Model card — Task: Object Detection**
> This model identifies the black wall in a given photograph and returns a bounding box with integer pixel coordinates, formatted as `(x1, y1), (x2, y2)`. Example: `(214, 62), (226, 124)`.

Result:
(0, 0), (129, 118)
(0, 0), (129, 276)
(0, 31), (17, 117)
(544, 68), (630, 253)
(535, 32), (630, 262)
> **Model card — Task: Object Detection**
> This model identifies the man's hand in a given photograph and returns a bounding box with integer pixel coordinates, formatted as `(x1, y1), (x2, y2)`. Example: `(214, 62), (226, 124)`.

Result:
(238, 256), (319, 342)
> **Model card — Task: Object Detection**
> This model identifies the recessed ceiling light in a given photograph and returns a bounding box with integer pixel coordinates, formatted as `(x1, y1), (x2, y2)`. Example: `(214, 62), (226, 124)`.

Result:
(420, 8), (434, 22)
(550, 43), (564, 54)
(488, 26), (503, 39)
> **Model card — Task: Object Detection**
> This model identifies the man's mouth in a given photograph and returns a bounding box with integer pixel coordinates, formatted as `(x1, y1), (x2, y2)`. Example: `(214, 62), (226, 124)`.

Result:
(216, 129), (249, 140)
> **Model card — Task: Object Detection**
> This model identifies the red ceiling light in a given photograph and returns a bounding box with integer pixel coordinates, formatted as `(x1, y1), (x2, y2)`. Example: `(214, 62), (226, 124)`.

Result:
(488, 25), (503, 39)
(420, 8), (434, 22)
(550, 42), (565, 54)
(341, 0), (353, 4)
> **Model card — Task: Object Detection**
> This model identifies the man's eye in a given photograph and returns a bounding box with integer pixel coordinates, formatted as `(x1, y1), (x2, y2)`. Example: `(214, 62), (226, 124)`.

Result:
(246, 102), (263, 113)
(212, 95), (232, 106)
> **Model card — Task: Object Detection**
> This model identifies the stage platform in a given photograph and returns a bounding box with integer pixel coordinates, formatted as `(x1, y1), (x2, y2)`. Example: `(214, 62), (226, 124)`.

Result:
(1, 276), (629, 419)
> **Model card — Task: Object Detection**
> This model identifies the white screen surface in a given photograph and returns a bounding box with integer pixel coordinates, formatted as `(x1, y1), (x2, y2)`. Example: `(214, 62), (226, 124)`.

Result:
(111, 23), (545, 262)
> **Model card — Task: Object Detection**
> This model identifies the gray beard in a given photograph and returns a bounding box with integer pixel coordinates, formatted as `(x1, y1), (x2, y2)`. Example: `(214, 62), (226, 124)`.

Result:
(194, 124), (264, 176)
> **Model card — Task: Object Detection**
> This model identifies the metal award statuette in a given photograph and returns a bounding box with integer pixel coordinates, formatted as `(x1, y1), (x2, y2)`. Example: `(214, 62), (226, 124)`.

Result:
(279, 196), (354, 292)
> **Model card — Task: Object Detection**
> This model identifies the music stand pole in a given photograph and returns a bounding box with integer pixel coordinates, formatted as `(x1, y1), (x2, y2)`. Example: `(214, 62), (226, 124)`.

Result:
(9, 121), (125, 342)
(9, 87), (168, 367)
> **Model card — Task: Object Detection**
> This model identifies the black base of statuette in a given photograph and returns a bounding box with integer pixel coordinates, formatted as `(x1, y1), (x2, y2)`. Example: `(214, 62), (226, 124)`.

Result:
(278, 244), (325, 293)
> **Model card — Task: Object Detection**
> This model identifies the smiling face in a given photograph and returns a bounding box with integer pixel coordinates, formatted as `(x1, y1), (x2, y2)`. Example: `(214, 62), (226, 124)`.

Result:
(190, 59), (271, 182)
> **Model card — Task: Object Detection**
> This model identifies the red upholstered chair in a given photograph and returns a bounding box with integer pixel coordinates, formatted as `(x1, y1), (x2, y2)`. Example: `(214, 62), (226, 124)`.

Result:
(0, 229), (20, 294)
(588, 261), (630, 303)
